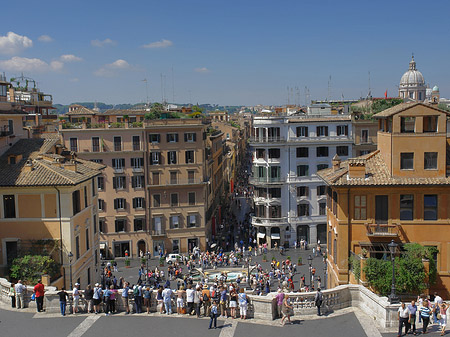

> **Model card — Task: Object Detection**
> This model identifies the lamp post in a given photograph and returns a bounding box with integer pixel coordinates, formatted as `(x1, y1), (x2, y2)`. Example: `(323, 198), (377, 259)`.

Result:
(388, 240), (399, 304)
(146, 252), (151, 283)
(307, 254), (313, 288)
(323, 263), (327, 290)
(68, 252), (74, 290)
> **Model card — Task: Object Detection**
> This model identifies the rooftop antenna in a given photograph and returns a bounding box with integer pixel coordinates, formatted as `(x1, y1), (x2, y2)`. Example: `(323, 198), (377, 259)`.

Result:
(171, 66), (175, 103)
(304, 86), (310, 106)
(367, 71), (372, 99)
(287, 86), (290, 106)
(327, 75), (332, 102)
(160, 73), (164, 104)
(142, 78), (149, 108)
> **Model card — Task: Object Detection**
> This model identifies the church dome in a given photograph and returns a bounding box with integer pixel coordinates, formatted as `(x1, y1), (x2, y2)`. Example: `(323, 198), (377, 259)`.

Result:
(432, 85), (439, 92)
(400, 56), (425, 87)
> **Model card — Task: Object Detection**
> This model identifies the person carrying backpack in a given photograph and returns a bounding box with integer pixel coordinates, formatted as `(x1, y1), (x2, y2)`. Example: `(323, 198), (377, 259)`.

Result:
(201, 284), (211, 317)
(315, 288), (323, 316)
(93, 283), (103, 314)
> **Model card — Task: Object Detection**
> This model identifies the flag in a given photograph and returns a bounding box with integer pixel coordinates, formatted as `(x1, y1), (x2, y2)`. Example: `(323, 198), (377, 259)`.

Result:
(384, 90), (387, 99)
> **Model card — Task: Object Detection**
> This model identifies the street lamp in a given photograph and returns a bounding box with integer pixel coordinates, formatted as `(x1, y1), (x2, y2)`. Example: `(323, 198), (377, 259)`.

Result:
(307, 254), (313, 288)
(388, 240), (399, 304)
(146, 252), (151, 283)
(68, 252), (74, 290)
(323, 263), (327, 290)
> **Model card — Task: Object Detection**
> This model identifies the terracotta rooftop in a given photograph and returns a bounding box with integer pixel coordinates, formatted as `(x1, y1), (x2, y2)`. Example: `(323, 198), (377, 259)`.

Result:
(0, 138), (104, 187)
(373, 102), (449, 118)
(66, 106), (97, 116)
(101, 109), (148, 116)
(317, 150), (450, 187)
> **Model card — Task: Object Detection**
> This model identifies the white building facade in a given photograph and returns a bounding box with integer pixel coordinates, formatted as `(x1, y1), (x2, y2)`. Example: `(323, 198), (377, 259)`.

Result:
(250, 112), (352, 248)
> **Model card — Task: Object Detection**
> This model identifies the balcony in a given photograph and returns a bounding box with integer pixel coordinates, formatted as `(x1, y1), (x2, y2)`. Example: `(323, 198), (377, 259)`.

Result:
(151, 229), (166, 236)
(113, 167), (124, 174)
(132, 167), (144, 173)
(249, 176), (286, 185)
(249, 136), (286, 144)
(365, 223), (399, 237)
(0, 126), (13, 137)
(251, 216), (288, 226)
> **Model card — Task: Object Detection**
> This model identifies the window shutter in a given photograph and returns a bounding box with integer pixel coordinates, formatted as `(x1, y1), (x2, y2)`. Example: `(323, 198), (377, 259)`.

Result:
(193, 133), (196, 141)
(167, 134), (170, 142)
(113, 177), (117, 189)
(345, 125), (348, 136)
(121, 158), (125, 167)
(132, 198), (136, 208)
(175, 134), (178, 142)
(131, 176), (135, 188)
(325, 127), (329, 137)
(142, 198), (145, 208)
(203, 132), (206, 140)
(185, 151), (189, 164)
(114, 199), (118, 209)
(157, 134), (160, 142)
(184, 133), (188, 142)
(123, 200), (127, 210)
(173, 152), (177, 164)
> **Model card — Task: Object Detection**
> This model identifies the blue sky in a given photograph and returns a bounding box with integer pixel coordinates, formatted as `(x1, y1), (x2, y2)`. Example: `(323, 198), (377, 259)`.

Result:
(1, 0), (449, 106)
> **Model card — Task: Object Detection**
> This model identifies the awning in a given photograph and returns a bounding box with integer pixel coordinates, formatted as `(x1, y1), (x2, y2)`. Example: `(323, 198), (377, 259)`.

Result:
(100, 243), (106, 249)
(257, 233), (266, 239)
(271, 233), (281, 239)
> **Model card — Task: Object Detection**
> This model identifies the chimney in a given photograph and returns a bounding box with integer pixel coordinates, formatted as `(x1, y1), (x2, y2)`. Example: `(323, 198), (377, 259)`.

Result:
(64, 159), (77, 172)
(348, 158), (366, 178)
(23, 159), (34, 172)
(332, 154), (341, 171)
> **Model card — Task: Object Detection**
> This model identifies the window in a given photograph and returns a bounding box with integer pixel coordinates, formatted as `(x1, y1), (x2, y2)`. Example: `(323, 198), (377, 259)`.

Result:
(337, 125), (348, 136)
(297, 165), (309, 176)
(167, 133), (179, 143)
(375, 195), (388, 222)
(332, 191), (338, 215)
(354, 195), (367, 220)
(269, 166), (280, 179)
(316, 147), (329, 157)
(153, 194), (161, 207)
(296, 147), (308, 158)
(99, 218), (105, 233)
(149, 152), (161, 165)
(149, 134), (160, 143)
(185, 150), (195, 164)
(168, 151), (177, 164)
(153, 217), (162, 234)
(92, 137), (100, 152)
(400, 153), (414, 170)
(152, 172), (160, 185)
(188, 192), (196, 205)
(400, 195), (414, 220)
(170, 216), (180, 229)
(3, 195), (15, 218)
(316, 126), (328, 137)
(172, 240), (179, 253)
(400, 117), (415, 133)
(86, 228), (90, 251)
(132, 136), (140, 151)
(257, 166), (266, 178)
(113, 136), (122, 151)
(188, 170), (195, 183)
(424, 195), (437, 220)
(171, 193), (178, 206)
(97, 176), (104, 190)
(423, 116), (438, 133)
(297, 186), (309, 197)
(170, 171), (178, 184)
(75, 236), (80, 259)
(317, 164), (328, 171)
(297, 203), (309, 216)
(70, 138), (78, 152)
(187, 215), (197, 227)
(72, 190), (81, 215)
(184, 132), (197, 142)
(296, 126), (308, 137)
(84, 186), (88, 208)
(112, 158), (125, 170)
(319, 202), (326, 215)
(131, 175), (144, 188)
(361, 130), (369, 144)
(115, 219), (126, 232)
(256, 149), (265, 159)
(336, 146), (348, 156)
(132, 197), (145, 209)
(93, 215), (97, 234)
(268, 148), (280, 159)
(317, 185), (326, 196)
(114, 198), (126, 210)
(268, 188), (281, 198)
(91, 159), (103, 164)
(131, 157), (143, 169)
(133, 218), (144, 231)
(98, 199), (105, 211)
(113, 176), (126, 190)
(424, 152), (437, 170)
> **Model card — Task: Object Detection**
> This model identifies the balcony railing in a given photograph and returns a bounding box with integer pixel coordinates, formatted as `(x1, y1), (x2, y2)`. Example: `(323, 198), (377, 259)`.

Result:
(365, 223), (399, 237)
(0, 127), (13, 137)
(251, 216), (288, 226)
(249, 176), (286, 185)
(151, 229), (165, 236)
(132, 167), (144, 173)
(165, 178), (205, 185)
(113, 167), (124, 174)
(249, 136), (286, 143)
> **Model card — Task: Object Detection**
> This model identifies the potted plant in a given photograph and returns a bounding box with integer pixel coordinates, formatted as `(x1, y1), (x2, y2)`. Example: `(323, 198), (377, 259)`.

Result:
(298, 257), (303, 265)
(159, 256), (165, 267)
(141, 257), (146, 265)
(125, 259), (130, 267)
(262, 254), (267, 262)
(286, 256), (291, 261)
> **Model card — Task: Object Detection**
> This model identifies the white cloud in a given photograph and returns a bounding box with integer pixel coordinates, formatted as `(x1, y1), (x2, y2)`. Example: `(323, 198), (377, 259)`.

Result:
(0, 32), (33, 55)
(60, 54), (83, 62)
(94, 59), (131, 77)
(91, 38), (117, 47)
(38, 35), (53, 43)
(0, 56), (49, 72)
(69, 78), (79, 82)
(50, 60), (64, 71)
(194, 67), (210, 73)
(142, 39), (173, 49)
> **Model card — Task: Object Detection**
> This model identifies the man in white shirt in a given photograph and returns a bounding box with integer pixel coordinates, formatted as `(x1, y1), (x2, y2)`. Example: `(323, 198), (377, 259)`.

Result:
(398, 302), (410, 337)
(15, 280), (26, 309)
(73, 283), (81, 314)
(186, 284), (195, 315)
(162, 286), (173, 315)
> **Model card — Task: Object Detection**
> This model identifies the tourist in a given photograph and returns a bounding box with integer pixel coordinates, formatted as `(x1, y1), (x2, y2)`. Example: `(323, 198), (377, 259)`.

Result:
(134, 284), (143, 314)
(72, 283), (81, 314)
(407, 300), (418, 335)
(84, 285), (94, 313)
(156, 286), (164, 314)
(57, 287), (69, 316)
(33, 279), (45, 312)
(93, 283), (102, 314)
(194, 285), (202, 318)
(397, 302), (410, 337)
(314, 288), (323, 316)
(438, 302), (448, 336)
(229, 288), (238, 319)
(209, 300), (218, 329)
(143, 286), (152, 314)
(9, 283), (15, 308)
(104, 285), (112, 316)
(176, 286), (185, 314)
(186, 284), (195, 315)
(434, 292), (443, 323)
(219, 285), (228, 318)
(201, 284), (211, 317)
(419, 300), (432, 334)
(110, 285), (118, 313)
(122, 282), (130, 314)
(281, 294), (293, 325)
(162, 285), (173, 315)
(275, 289), (284, 318)
(238, 288), (248, 320)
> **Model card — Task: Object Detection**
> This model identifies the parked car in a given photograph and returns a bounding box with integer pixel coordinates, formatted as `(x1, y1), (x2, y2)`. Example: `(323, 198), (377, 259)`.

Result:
(166, 254), (183, 264)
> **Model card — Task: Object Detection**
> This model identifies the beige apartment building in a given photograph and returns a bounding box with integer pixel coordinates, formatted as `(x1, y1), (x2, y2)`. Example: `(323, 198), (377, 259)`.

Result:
(61, 115), (221, 257)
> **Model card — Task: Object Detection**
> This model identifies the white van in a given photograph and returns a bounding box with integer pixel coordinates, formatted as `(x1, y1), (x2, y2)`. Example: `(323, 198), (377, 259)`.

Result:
(166, 254), (183, 264)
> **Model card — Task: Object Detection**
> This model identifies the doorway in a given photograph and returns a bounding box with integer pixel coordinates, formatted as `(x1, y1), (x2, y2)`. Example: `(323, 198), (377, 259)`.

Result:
(297, 225), (310, 243)
(188, 238), (198, 252)
(137, 240), (146, 257)
(113, 241), (130, 258)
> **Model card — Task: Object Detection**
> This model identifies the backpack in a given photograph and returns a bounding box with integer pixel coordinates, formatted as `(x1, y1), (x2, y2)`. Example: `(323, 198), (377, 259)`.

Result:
(133, 287), (139, 296)
(203, 292), (209, 302)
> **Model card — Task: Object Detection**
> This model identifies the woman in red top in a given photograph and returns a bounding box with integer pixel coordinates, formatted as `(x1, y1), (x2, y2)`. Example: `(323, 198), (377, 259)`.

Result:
(33, 280), (45, 312)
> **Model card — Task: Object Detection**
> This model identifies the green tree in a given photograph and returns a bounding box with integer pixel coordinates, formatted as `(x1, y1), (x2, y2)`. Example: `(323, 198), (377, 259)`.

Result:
(10, 255), (59, 283)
